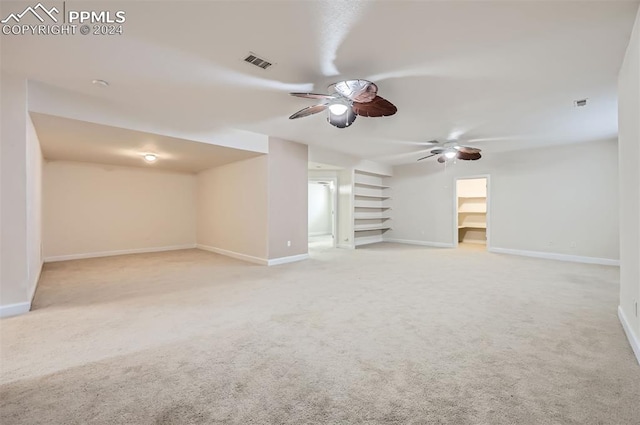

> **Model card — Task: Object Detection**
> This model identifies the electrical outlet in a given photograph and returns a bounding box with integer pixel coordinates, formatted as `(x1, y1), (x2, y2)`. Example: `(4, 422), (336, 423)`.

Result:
(287, 240), (291, 247)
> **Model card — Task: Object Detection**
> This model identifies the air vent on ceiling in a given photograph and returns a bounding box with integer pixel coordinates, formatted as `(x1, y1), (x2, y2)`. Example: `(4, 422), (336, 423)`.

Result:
(574, 98), (588, 107)
(244, 52), (273, 70)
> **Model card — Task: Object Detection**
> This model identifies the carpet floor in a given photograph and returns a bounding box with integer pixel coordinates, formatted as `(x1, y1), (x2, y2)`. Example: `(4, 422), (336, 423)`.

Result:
(1, 243), (639, 424)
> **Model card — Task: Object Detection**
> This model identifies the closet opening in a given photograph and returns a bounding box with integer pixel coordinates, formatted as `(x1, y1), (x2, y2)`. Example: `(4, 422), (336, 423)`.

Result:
(308, 178), (337, 249)
(455, 176), (490, 249)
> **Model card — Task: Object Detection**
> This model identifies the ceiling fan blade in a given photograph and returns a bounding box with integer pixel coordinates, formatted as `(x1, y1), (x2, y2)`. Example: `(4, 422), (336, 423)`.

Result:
(329, 79), (378, 103)
(289, 104), (329, 119)
(456, 146), (482, 154)
(430, 148), (445, 155)
(437, 155), (446, 163)
(290, 93), (337, 101)
(424, 140), (440, 145)
(456, 151), (482, 161)
(352, 96), (397, 117)
(417, 153), (438, 161)
(327, 107), (357, 128)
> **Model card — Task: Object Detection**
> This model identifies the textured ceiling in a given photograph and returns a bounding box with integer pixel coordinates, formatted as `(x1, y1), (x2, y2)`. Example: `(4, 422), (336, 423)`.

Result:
(2, 0), (638, 165)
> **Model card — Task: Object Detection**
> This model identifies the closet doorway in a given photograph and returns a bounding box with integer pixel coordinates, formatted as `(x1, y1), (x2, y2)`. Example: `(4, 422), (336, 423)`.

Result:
(455, 176), (490, 249)
(308, 178), (337, 249)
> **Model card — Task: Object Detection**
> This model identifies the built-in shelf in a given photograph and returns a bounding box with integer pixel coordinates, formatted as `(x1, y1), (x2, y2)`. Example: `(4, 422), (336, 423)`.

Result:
(354, 226), (391, 232)
(458, 207), (487, 213)
(353, 169), (392, 248)
(354, 215), (391, 221)
(458, 224), (487, 229)
(354, 193), (391, 199)
(354, 205), (392, 209)
(354, 182), (390, 189)
(457, 180), (487, 245)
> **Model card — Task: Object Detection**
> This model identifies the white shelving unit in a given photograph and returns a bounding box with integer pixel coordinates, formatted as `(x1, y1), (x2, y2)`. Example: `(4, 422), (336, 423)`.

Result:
(457, 192), (487, 244)
(353, 170), (391, 247)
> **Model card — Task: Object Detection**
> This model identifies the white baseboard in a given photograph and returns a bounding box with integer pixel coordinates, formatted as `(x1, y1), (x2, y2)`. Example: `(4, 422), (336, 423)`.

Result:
(44, 244), (197, 263)
(0, 302), (31, 319)
(337, 243), (354, 249)
(488, 247), (619, 266)
(267, 253), (310, 266)
(196, 244), (268, 265)
(618, 306), (640, 366)
(309, 232), (331, 237)
(384, 238), (454, 249)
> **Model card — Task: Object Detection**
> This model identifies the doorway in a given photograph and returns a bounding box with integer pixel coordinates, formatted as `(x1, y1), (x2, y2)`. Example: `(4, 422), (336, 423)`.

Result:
(308, 178), (337, 249)
(455, 176), (490, 249)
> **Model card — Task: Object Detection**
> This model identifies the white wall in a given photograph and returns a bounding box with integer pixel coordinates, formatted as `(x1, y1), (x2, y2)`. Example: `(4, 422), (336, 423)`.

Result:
(388, 139), (619, 262)
(1, 72), (31, 315)
(308, 183), (332, 236)
(308, 145), (393, 176)
(618, 6), (640, 364)
(44, 161), (197, 260)
(338, 169), (354, 248)
(197, 156), (269, 261)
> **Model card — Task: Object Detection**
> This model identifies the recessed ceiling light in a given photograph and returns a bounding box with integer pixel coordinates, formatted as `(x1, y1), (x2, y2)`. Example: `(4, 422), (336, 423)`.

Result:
(92, 79), (109, 87)
(143, 153), (157, 163)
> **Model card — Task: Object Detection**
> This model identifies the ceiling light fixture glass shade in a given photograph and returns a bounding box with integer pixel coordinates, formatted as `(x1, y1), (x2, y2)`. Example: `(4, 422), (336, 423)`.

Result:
(444, 151), (457, 159)
(328, 103), (349, 115)
(143, 154), (158, 162)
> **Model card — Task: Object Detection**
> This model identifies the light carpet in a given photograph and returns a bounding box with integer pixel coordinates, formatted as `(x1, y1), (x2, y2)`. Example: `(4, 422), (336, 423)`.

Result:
(1, 243), (639, 424)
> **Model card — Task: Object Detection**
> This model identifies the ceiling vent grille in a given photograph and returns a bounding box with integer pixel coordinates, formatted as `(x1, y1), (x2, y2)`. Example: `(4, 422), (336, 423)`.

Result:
(244, 53), (273, 70)
(574, 98), (588, 107)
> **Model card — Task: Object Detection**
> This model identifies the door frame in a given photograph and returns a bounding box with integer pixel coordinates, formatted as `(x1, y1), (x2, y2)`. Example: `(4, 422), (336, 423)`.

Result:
(308, 177), (338, 247)
(453, 174), (491, 249)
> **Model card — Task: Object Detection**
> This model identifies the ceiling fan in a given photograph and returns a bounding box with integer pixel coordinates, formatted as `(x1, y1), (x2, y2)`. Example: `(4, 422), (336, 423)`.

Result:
(289, 79), (397, 128)
(417, 140), (482, 163)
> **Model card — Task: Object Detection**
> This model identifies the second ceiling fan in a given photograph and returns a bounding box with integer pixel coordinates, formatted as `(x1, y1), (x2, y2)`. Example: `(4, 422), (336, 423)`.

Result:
(417, 140), (482, 163)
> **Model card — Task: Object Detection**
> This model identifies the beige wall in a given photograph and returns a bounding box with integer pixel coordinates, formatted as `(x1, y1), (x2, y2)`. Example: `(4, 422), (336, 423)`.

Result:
(267, 137), (308, 259)
(26, 115), (44, 300)
(1, 72), (30, 309)
(44, 161), (197, 259)
(197, 156), (269, 260)
(457, 178), (486, 198)
(388, 139), (619, 261)
(618, 6), (640, 359)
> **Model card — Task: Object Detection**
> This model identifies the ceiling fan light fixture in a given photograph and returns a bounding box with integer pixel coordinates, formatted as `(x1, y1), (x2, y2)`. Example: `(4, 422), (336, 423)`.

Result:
(143, 153), (158, 163)
(444, 151), (457, 159)
(328, 103), (349, 115)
